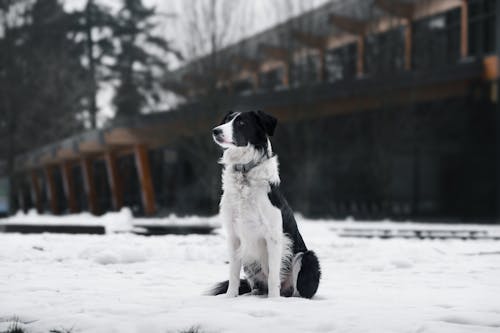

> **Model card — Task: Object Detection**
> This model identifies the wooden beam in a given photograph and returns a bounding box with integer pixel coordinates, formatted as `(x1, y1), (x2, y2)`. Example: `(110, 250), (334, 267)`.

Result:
(357, 37), (365, 76)
(60, 161), (78, 213)
(404, 22), (413, 70)
(461, 0), (468, 58)
(291, 30), (327, 49)
(30, 170), (42, 213)
(134, 144), (156, 216)
(232, 56), (260, 72)
(81, 157), (99, 215)
(329, 14), (368, 35)
(44, 165), (59, 214)
(259, 44), (289, 61)
(105, 151), (123, 211)
(413, 0), (462, 21)
(79, 141), (105, 154)
(374, 0), (415, 18)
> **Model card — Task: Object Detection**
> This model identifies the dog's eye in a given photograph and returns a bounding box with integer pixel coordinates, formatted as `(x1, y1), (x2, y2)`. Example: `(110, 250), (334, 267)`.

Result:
(237, 120), (245, 127)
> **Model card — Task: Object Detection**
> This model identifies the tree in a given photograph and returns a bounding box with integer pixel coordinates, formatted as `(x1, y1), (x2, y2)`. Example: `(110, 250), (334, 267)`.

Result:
(112, 0), (180, 119)
(68, 0), (117, 128)
(180, 0), (251, 94)
(0, 0), (88, 201)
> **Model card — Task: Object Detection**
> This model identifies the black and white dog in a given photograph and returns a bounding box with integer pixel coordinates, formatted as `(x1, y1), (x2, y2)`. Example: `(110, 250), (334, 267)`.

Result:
(210, 110), (321, 298)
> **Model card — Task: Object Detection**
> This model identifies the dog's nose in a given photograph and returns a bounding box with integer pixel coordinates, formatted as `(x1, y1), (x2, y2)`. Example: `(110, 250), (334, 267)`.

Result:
(212, 128), (222, 136)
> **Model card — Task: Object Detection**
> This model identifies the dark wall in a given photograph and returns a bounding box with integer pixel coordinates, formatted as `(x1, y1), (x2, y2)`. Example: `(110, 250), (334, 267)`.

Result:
(149, 84), (496, 222)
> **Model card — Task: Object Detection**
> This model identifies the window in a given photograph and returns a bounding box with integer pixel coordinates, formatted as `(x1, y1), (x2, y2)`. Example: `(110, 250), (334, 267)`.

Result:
(233, 78), (254, 95)
(412, 8), (461, 69)
(258, 67), (284, 91)
(290, 53), (320, 87)
(364, 27), (405, 75)
(325, 42), (357, 82)
(468, 0), (496, 57)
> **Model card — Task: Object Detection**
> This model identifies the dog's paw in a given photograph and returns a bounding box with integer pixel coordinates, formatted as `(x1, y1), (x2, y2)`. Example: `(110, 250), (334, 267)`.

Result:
(268, 289), (280, 298)
(226, 289), (239, 297)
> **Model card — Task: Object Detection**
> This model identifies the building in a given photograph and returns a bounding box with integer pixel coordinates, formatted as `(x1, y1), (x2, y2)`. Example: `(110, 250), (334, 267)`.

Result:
(11, 0), (500, 222)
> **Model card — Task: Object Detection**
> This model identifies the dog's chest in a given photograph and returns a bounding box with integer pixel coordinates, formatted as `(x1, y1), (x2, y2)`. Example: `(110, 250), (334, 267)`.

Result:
(224, 173), (268, 225)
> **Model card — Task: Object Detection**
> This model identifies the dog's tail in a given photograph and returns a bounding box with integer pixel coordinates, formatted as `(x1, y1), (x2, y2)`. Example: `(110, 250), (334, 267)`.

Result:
(295, 250), (321, 299)
(207, 279), (252, 296)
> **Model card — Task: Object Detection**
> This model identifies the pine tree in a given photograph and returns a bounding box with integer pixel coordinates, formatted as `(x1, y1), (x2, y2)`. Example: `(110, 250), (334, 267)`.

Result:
(112, 0), (180, 119)
(68, 0), (118, 128)
(0, 0), (89, 210)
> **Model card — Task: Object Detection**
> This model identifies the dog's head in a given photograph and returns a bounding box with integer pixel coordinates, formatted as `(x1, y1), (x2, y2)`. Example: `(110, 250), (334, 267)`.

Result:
(212, 110), (277, 150)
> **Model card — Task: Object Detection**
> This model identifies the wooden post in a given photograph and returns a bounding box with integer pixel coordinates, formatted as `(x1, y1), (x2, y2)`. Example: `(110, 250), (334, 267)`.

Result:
(495, 0), (500, 222)
(44, 165), (59, 214)
(461, 0), (468, 58)
(105, 151), (123, 211)
(282, 63), (290, 88)
(30, 170), (42, 213)
(81, 157), (99, 215)
(404, 21), (413, 70)
(357, 36), (365, 76)
(253, 72), (260, 92)
(61, 161), (78, 213)
(134, 144), (156, 216)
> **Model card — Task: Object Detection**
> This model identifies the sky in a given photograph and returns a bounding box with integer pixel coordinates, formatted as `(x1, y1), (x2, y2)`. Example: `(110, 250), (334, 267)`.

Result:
(63, 0), (330, 126)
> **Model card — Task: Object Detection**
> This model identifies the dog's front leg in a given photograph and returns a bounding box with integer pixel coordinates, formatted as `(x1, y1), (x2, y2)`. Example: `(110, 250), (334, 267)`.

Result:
(266, 236), (282, 298)
(227, 236), (241, 297)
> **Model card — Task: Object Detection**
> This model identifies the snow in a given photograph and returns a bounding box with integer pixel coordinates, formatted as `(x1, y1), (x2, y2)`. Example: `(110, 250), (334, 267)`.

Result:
(1, 216), (500, 333)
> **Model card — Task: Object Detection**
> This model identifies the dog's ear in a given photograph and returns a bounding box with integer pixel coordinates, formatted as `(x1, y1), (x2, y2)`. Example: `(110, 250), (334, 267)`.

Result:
(255, 110), (277, 136)
(221, 110), (235, 124)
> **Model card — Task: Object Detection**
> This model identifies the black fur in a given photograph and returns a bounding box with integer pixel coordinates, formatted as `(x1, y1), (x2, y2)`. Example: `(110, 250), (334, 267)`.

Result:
(268, 183), (307, 254)
(220, 110), (277, 151)
(209, 279), (252, 296)
(297, 251), (321, 299)
(220, 111), (237, 124)
(255, 110), (277, 136)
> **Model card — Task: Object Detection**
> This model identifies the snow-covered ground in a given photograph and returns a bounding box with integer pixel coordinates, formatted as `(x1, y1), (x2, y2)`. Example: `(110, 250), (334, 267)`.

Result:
(1, 215), (500, 333)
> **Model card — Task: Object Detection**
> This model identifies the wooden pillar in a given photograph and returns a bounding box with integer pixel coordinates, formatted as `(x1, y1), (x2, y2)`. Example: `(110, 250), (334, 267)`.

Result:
(81, 157), (99, 215)
(461, 0), (468, 58)
(357, 36), (365, 76)
(404, 21), (413, 70)
(44, 165), (58, 214)
(105, 151), (123, 211)
(253, 71), (261, 92)
(30, 170), (42, 213)
(495, 0), (500, 222)
(61, 161), (78, 213)
(282, 63), (290, 88)
(134, 144), (156, 216)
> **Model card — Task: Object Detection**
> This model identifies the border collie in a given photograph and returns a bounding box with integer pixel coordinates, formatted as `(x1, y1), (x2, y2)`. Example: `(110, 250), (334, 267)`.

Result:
(209, 110), (321, 298)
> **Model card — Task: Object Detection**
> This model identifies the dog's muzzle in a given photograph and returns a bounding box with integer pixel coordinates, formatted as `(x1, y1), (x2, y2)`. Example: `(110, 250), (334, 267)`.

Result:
(212, 128), (224, 143)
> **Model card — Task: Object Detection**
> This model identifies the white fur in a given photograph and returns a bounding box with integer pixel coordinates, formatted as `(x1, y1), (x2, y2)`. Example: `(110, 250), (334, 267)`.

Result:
(212, 113), (239, 148)
(292, 252), (304, 297)
(219, 143), (292, 297)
